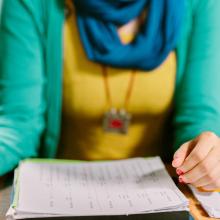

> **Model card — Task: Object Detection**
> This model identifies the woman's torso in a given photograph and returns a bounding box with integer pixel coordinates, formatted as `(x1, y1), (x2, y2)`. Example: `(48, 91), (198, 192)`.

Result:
(58, 5), (177, 160)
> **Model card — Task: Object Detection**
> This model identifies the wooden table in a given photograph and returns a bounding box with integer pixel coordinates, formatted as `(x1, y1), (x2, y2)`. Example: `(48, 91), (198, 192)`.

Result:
(0, 166), (219, 220)
(0, 175), (12, 220)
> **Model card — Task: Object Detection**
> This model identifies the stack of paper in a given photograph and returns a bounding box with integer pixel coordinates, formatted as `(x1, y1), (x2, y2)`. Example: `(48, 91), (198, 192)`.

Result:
(6, 157), (189, 219)
(189, 185), (220, 218)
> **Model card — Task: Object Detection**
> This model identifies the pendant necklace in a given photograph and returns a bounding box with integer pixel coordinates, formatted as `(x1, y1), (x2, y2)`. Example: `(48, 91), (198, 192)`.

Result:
(102, 66), (136, 134)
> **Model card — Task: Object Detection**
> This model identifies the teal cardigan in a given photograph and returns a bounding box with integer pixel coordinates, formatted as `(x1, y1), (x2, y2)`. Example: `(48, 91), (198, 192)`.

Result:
(1, 0), (220, 176)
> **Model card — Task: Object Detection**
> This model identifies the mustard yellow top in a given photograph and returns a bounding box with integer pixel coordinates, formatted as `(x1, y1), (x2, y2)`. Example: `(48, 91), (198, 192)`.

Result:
(58, 9), (176, 160)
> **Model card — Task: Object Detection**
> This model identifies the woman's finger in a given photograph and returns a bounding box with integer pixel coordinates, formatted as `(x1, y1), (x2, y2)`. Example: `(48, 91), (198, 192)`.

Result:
(202, 179), (220, 191)
(193, 164), (220, 188)
(177, 132), (218, 174)
(172, 141), (193, 168)
(179, 146), (220, 184)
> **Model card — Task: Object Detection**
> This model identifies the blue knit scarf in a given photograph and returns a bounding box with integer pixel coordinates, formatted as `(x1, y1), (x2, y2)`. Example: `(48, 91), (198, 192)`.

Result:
(73, 0), (185, 70)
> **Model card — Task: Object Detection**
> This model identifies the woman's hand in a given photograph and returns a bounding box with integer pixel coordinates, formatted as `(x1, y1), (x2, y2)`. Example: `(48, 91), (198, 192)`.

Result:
(172, 132), (220, 191)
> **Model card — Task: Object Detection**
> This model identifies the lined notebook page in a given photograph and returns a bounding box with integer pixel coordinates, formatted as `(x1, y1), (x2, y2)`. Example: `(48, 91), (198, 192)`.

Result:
(16, 157), (188, 216)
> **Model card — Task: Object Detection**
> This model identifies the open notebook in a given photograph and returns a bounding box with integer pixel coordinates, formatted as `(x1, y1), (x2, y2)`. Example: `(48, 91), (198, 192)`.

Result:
(6, 157), (189, 219)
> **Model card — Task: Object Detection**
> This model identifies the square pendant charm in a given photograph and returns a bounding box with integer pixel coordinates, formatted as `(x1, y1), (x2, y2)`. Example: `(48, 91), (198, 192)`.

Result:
(103, 109), (131, 134)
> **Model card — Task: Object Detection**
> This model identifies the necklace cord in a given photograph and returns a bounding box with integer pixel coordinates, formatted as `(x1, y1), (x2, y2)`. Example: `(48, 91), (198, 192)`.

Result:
(101, 66), (136, 111)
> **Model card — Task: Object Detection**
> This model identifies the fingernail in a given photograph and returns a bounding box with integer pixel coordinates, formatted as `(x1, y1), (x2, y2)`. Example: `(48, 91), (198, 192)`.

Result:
(176, 169), (184, 176)
(179, 176), (185, 184)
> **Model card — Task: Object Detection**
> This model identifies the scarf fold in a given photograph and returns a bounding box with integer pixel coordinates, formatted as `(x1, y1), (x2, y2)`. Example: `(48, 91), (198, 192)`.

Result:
(73, 0), (185, 70)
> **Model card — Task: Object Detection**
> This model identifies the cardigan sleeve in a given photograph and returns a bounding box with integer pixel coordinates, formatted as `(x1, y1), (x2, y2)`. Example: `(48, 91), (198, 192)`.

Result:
(174, 0), (220, 150)
(0, 0), (46, 175)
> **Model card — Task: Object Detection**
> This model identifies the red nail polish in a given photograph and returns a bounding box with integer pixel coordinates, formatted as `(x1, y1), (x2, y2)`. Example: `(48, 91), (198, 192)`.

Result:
(179, 177), (185, 184)
(176, 169), (184, 176)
